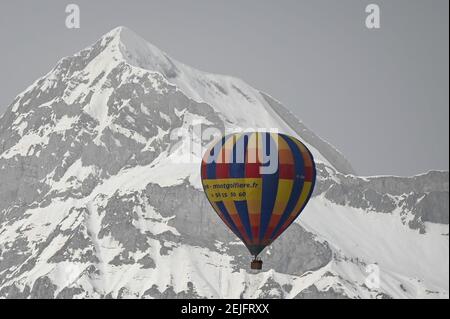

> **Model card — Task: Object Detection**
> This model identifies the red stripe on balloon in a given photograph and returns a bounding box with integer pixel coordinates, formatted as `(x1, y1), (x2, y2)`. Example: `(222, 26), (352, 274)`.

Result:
(201, 160), (207, 179)
(245, 162), (260, 178)
(304, 165), (313, 181)
(278, 164), (294, 179)
(216, 163), (229, 178)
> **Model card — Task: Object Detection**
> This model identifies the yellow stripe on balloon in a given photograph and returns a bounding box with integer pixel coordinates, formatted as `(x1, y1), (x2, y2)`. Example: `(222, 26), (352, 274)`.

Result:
(287, 181), (312, 223)
(295, 139), (313, 168)
(272, 179), (293, 216)
(263, 179), (293, 240)
(267, 136), (293, 215)
(271, 181), (313, 242)
(246, 133), (262, 242)
(222, 199), (251, 243)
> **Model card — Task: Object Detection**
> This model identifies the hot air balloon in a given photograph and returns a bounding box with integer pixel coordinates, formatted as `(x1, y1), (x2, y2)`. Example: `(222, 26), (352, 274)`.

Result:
(201, 132), (316, 270)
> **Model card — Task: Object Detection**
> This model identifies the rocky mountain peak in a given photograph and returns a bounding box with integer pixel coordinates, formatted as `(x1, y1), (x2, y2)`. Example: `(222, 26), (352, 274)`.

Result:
(0, 26), (447, 299)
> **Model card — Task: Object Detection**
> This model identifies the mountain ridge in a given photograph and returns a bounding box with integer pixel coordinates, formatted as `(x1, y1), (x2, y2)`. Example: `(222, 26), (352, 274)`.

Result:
(0, 26), (447, 299)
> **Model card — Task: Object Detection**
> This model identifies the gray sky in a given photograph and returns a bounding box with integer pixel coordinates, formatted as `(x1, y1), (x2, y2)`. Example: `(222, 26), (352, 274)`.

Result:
(0, 0), (448, 176)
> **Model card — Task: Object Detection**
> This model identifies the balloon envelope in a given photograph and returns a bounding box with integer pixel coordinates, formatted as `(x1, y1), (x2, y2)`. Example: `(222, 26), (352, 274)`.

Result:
(201, 132), (316, 256)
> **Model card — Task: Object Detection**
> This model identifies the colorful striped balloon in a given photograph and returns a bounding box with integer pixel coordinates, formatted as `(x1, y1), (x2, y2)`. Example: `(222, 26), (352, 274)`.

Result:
(201, 132), (316, 264)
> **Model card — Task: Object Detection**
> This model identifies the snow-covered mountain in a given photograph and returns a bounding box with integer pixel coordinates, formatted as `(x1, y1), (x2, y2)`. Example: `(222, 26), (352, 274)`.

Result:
(0, 26), (448, 299)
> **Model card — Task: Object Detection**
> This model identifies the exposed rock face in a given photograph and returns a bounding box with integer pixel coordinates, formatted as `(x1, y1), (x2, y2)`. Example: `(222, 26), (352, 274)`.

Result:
(0, 26), (448, 299)
(314, 164), (448, 233)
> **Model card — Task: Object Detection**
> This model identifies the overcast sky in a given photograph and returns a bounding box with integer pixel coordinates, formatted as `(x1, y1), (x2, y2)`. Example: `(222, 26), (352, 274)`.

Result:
(0, 0), (448, 176)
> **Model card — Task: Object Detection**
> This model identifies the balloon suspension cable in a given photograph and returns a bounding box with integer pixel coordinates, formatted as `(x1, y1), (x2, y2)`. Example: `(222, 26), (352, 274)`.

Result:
(250, 255), (263, 270)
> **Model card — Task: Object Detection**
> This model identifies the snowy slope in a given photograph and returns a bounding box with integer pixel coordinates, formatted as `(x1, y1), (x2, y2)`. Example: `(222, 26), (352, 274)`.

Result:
(0, 26), (448, 299)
